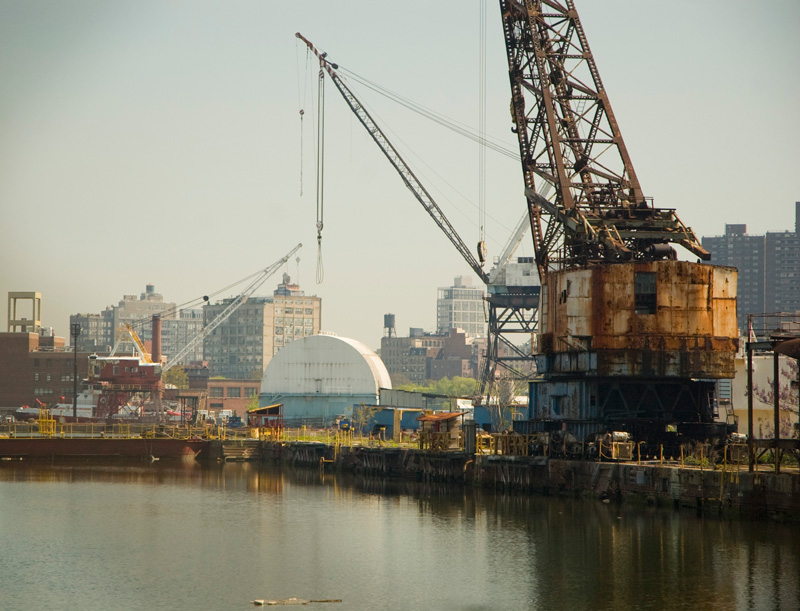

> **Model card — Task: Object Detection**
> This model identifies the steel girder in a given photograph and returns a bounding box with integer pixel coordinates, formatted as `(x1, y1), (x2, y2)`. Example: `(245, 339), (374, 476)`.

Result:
(499, 0), (708, 272)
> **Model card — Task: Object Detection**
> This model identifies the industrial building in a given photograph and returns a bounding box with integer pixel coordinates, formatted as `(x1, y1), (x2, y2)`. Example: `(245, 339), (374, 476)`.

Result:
(0, 330), (90, 412)
(380, 314), (482, 384)
(203, 274), (321, 379)
(1, 294), (88, 412)
(259, 333), (391, 425)
(703, 202), (800, 332)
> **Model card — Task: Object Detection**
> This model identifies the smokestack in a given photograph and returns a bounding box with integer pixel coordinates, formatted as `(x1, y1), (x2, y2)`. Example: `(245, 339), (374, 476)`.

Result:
(152, 314), (162, 364)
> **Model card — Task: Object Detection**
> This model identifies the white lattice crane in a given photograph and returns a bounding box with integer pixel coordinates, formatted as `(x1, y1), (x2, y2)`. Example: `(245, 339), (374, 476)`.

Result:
(162, 243), (302, 372)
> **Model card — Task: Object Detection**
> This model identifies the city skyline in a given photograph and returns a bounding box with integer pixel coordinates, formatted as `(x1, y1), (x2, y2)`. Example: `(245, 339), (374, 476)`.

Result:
(2, 1), (798, 351)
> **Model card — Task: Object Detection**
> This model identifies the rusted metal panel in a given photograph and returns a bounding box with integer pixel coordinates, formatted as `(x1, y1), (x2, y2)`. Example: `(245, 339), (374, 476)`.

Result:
(538, 261), (738, 379)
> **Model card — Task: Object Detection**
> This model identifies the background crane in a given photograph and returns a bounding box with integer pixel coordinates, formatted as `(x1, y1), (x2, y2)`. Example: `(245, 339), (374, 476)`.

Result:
(296, 32), (539, 405)
(162, 243), (302, 372)
(296, 33), (489, 286)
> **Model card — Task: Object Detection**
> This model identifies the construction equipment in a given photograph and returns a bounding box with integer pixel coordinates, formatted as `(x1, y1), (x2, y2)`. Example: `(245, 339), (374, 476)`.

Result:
(297, 33), (489, 286)
(500, 0), (708, 274)
(109, 323), (153, 363)
(499, 0), (738, 450)
(163, 243), (302, 372)
(296, 33), (540, 401)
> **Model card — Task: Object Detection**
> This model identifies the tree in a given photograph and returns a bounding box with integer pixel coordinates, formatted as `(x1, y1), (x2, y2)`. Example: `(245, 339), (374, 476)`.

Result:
(162, 367), (189, 389)
(351, 402), (379, 437)
(752, 356), (799, 439)
(247, 368), (264, 381)
(245, 394), (259, 414)
(396, 376), (481, 408)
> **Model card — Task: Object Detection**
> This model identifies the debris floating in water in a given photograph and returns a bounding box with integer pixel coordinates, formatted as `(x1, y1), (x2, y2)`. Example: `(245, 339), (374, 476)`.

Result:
(251, 598), (342, 606)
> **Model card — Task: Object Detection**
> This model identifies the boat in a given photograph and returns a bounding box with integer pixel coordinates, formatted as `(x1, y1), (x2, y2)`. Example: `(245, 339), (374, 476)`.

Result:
(47, 390), (142, 423)
(13, 406), (40, 422)
(0, 435), (208, 460)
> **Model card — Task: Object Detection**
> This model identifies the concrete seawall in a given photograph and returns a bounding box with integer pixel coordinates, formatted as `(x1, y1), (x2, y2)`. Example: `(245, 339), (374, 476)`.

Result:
(246, 440), (800, 522)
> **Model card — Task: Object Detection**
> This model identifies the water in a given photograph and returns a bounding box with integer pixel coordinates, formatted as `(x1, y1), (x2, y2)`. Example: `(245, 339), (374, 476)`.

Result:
(0, 461), (797, 611)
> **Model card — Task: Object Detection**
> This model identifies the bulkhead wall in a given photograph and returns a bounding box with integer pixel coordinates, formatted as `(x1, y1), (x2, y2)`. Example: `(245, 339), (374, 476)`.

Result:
(537, 261), (738, 379)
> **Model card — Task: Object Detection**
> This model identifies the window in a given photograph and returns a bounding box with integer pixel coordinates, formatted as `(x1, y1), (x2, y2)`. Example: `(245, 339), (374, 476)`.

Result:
(210, 387), (224, 398)
(227, 387), (241, 398)
(305, 308), (313, 314)
(34, 373), (39, 381)
(634, 272), (657, 315)
(244, 387), (257, 398)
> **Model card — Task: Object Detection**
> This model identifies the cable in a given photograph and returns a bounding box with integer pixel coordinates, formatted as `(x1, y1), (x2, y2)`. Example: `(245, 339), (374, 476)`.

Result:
(297, 43), (311, 197)
(337, 66), (519, 160)
(478, 0), (488, 262)
(316, 64), (325, 284)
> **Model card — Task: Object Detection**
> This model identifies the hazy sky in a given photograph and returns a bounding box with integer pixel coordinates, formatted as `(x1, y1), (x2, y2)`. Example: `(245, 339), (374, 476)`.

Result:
(1, 0), (798, 351)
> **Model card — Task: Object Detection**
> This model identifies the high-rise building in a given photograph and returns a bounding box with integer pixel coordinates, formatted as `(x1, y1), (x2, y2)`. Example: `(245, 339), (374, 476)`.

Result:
(161, 309), (204, 366)
(436, 276), (486, 338)
(70, 309), (115, 353)
(766, 202), (800, 315)
(203, 275), (321, 379)
(702, 203), (800, 332)
(702, 224), (766, 332)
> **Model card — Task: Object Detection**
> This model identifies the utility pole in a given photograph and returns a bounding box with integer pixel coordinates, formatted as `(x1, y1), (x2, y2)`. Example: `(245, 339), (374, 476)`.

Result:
(71, 322), (81, 419)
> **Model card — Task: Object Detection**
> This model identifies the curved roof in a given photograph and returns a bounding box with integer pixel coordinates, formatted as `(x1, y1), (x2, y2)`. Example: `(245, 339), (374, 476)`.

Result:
(261, 333), (392, 396)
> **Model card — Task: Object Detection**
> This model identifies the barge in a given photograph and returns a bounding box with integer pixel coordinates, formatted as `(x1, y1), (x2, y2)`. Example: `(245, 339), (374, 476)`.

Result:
(0, 437), (206, 460)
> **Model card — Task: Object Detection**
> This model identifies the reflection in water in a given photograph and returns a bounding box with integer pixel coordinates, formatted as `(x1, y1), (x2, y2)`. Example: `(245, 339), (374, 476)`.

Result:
(0, 462), (797, 611)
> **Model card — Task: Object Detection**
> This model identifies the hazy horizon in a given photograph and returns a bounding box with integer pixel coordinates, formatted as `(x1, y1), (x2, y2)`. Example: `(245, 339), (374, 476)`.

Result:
(2, 0), (798, 352)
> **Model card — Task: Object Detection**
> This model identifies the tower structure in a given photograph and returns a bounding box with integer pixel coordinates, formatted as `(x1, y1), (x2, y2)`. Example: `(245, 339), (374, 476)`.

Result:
(7, 292), (42, 333)
(500, 1), (738, 446)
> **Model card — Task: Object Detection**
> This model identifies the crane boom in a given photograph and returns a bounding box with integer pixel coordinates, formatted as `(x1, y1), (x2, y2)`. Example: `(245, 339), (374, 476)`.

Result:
(162, 243), (302, 372)
(499, 0), (708, 274)
(109, 323), (153, 362)
(296, 33), (489, 285)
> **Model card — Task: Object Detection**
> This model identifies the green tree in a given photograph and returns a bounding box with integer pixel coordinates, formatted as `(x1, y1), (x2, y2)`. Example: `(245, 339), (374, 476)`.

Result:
(396, 376), (480, 408)
(162, 367), (189, 389)
(245, 394), (259, 413)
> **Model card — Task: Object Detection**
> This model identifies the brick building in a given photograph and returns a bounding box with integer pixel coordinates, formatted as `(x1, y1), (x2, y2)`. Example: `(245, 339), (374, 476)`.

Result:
(206, 379), (260, 419)
(380, 326), (480, 384)
(0, 331), (90, 410)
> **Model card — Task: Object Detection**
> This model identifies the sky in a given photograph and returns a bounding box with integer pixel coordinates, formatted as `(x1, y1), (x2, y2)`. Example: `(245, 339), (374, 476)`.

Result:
(1, 0), (799, 352)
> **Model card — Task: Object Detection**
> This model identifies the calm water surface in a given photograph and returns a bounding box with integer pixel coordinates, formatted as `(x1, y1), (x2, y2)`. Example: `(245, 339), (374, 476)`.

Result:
(0, 461), (797, 610)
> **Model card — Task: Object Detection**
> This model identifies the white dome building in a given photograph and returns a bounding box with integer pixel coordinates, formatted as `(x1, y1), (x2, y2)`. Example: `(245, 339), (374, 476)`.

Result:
(260, 333), (391, 424)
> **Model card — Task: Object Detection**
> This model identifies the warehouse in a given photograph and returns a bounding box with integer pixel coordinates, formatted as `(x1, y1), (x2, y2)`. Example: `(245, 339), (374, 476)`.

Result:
(259, 333), (391, 426)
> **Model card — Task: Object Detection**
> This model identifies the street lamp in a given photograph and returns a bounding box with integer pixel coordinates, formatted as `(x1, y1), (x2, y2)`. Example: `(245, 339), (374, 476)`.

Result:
(71, 323), (81, 419)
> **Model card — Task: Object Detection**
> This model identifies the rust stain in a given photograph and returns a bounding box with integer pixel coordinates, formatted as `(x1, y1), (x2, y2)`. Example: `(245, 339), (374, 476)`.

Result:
(539, 261), (738, 378)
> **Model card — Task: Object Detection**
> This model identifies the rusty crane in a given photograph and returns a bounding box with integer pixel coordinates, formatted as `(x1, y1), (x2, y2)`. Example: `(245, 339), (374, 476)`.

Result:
(500, 0), (739, 449)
